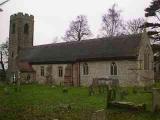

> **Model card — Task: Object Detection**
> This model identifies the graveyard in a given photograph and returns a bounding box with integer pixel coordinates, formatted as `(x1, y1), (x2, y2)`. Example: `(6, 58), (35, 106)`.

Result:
(0, 83), (160, 120)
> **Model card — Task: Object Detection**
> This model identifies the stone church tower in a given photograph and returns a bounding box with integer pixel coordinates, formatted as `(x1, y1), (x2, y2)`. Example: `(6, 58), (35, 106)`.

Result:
(8, 12), (34, 81)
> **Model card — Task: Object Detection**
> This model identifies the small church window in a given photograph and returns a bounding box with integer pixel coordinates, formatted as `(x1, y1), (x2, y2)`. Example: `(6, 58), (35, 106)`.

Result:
(83, 63), (89, 75)
(12, 23), (16, 34)
(24, 23), (29, 34)
(58, 66), (63, 77)
(40, 66), (44, 76)
(110, 62), (117, 75)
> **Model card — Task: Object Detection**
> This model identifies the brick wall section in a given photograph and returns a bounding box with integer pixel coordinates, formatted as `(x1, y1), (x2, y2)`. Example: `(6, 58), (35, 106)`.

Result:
(31, 59), (153, 86)
(80, 60), (138, 86)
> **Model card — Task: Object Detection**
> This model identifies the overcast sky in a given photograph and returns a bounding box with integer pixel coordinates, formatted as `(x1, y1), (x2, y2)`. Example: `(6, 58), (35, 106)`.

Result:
(0, 0), (151, 45)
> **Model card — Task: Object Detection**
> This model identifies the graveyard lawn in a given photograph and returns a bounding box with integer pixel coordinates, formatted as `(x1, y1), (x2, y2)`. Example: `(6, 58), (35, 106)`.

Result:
(0, 84), (160, 120)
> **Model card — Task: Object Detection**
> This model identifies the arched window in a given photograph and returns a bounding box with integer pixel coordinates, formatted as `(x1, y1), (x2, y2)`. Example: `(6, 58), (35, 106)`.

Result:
(144, 53), (149, 70)
(12, 23), (16, 34)
(58, 66), (63, 77)
(110, 62), (117, 75)
(144, 46), (150, 70)
(83, 63), (89, 75)
(24, 23), (29, 34)
(40, 66), (44, 76)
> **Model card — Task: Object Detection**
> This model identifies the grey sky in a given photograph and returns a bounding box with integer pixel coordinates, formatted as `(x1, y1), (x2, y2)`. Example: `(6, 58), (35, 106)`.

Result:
(0, 0), (151, 45)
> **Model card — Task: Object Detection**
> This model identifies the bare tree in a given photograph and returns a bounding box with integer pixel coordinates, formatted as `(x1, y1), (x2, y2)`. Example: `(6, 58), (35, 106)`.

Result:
(101, 4), (124, 37)
(125, 18), (145, 34)
(0, 0), (10, 12)
(64, 15), (92, 41)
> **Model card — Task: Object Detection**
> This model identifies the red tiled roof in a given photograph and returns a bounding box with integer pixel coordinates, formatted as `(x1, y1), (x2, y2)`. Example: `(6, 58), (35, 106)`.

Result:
(18, 62), (35, 72)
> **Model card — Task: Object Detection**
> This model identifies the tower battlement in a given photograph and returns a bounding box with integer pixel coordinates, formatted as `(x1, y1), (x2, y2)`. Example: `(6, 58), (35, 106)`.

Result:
(10, 12), (34, 20)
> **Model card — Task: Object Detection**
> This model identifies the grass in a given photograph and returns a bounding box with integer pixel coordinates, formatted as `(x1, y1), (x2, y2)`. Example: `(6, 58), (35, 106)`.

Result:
(0, 84), (159, 120)
(0, 84), (106, 120)
(0, 84), (106, 108)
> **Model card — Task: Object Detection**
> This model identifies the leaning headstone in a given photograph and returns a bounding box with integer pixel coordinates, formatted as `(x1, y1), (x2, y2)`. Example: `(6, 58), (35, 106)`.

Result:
(152, 88), (160, 112)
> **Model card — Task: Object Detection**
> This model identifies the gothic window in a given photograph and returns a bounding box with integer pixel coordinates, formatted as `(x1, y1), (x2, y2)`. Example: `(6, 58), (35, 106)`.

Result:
(40, 66), (44, 76)
(12, 23), (16, 34)
(83, 63), (89, 75)
(24, 23), (29, 34)
(144, 53), (149, 70)
(58, 66), (63, 77)
(110, 62), (117, 75)
(144, 46), (150, 70)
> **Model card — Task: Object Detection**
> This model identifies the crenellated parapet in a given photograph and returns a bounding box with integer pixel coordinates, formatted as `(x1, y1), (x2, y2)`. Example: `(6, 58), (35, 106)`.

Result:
(10, 12), (34, 21)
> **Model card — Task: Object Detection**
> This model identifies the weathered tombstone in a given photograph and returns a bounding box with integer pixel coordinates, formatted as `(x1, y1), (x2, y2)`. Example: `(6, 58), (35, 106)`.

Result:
(152, 88), (160, 112)
(91, 109), (106, 120)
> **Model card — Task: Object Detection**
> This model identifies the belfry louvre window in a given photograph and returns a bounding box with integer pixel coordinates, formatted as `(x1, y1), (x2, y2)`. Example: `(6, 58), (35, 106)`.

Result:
(110, 62), (117, 75)
(83, 63), (89, 75)
(58, 66), (63, 77)
(40, 66), (44, 76)
(24, 23), (29, 34)
(12, 23), (16, 34)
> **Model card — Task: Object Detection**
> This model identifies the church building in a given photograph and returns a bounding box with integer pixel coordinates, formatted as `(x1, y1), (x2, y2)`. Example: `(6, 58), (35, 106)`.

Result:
(8, 13), (154, 86)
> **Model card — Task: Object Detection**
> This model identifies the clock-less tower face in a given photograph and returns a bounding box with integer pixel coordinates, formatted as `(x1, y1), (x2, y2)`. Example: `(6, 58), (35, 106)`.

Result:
(8, 12), (34, 80)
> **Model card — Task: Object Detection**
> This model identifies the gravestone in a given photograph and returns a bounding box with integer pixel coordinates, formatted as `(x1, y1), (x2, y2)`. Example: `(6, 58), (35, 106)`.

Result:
(152, 88), (160, 112)
(91, 109), (106, 120)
